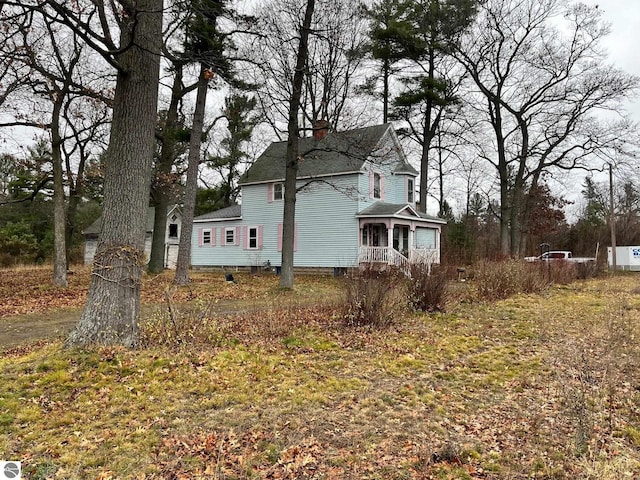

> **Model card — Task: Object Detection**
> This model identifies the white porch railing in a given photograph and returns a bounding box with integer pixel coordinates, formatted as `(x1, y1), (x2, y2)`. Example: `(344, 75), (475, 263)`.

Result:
(358, 246), (438, 276)
(358, 246), (391, 263)
(409, 248), (438, 265)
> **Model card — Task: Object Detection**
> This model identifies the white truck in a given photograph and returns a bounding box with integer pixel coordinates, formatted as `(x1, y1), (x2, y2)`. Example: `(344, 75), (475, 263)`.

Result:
(524, 250), (596, 263)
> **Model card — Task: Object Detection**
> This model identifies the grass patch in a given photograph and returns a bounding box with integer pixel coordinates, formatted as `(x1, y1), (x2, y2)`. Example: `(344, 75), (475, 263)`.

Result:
(3, 268), (640, 477)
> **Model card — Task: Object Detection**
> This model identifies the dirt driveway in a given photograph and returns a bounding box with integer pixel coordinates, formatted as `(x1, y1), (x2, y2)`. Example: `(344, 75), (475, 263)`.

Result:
(1, 309), (80, 350)
(0, 298), (333, 351)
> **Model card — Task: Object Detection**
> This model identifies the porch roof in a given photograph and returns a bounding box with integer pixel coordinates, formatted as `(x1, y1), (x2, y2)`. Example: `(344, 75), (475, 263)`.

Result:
(356, 202), (446, 224)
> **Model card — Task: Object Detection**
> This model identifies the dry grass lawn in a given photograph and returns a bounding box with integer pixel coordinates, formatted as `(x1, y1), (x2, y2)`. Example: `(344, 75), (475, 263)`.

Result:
(2, 267), (640, 479)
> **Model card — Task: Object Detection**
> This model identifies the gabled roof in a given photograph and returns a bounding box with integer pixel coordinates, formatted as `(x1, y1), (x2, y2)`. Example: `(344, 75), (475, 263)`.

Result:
(240, 123), (416, 185)
(194, 204), (242, 222)
(84, 206), (181, 235)
(357, 202), (446, 224)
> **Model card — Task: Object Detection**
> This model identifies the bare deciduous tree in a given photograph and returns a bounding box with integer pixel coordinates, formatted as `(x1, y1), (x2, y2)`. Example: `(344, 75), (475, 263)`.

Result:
(455, 0), (639, 256)
(1, 0), (166, 348)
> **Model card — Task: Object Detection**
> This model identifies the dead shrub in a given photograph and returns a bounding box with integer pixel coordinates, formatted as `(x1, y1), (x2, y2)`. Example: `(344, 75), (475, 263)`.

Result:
(573, 261), (599, 280)
(407, 263), (450, 313)
(552, 301), (640, 458)
(139, 288), (226, 350)
(338, 265), (403, 328)
(471, 259), (548, 301)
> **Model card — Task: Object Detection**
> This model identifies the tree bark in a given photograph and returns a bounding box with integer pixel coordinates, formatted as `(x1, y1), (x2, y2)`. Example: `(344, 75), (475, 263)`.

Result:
(149, 65), (184, 274)
(279, 0), (315, 289)
(51, 99), (67, 287)
(66, 0), (163, 348)
(174, 65), (209, 285)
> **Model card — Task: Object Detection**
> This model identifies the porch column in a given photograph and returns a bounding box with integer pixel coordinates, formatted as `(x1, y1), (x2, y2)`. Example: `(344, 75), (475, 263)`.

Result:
(409, 228), (415, 262)
(387, 224), (394, 254)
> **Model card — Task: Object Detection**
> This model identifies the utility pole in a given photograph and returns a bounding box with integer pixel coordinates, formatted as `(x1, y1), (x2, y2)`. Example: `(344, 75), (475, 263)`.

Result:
(609, 163), (617, 272)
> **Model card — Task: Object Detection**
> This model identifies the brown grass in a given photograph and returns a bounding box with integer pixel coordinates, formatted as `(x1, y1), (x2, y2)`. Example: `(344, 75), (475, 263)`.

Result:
(1, 266), (640, 478)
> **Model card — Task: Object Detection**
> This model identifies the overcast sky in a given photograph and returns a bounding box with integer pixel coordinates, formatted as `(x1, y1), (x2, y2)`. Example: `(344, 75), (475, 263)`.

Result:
(599, 0), (640, 121)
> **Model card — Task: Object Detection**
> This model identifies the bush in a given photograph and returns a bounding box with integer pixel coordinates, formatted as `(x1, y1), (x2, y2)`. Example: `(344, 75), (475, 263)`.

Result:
(407, 263), (450, 313)
(338, 265), (403, 328)
(472, 259), (548, 301)
(140, 289), (225, 350)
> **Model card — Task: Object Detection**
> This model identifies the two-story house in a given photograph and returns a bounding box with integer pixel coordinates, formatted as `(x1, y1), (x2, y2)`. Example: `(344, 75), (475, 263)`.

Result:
(191, 123), (445, 273)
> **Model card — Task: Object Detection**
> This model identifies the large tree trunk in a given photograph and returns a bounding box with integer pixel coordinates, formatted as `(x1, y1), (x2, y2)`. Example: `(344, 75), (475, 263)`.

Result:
(51, 100), (67, 287)
(174, 65), (209, 285)
(149, 65), (184, 274)
(417, 49), (439, 215)
(66, 0), (163, 348)
(279, 0), (315, 289)
(148, 197), (169, 272)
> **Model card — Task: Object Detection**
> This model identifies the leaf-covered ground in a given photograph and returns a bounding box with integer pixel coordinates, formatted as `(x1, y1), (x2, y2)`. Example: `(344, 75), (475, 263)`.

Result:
(2, 268), (640, 479)
(0, 266), (339, 318)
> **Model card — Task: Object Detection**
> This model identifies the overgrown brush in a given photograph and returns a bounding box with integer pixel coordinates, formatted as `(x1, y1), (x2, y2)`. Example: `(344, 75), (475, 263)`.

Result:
(140, 289), (338, 350)
(471, 259), (548, 301)
(552, 301), (640, 457)
(407, 263), (450, 312)
(533, 259), (599, 284)
(338, 265), (404, 328)
(140, 288), (226, 350)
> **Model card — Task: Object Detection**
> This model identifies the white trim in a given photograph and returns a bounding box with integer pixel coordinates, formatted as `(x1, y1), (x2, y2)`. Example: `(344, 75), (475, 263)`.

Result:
(224, 227), (236, 245)
(238, 170), (362, 186)
(194, 216), (242, 224)
(202, 229), (212, 245)
(247, 226), (259, 250)
(273, 182), (284, 201)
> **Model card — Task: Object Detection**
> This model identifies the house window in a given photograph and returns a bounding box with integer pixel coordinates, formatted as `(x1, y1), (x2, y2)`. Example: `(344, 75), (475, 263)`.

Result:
(248, 227), (258, 249)
(373, 173), (381, 199)
(203, 230), (212, 245)
(225, 228), (235, 245)
(407, 178), (414, 204)
(168, 223), (178, 238)
(274, 183), (283, 200)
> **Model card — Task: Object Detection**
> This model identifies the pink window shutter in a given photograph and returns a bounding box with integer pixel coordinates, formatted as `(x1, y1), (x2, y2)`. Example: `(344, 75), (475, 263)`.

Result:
(211, 228), (216, 247)
(380, 175), (385, 200)
(258, 225), (264, 249)
(277, 223), (283, 251)
(267, 184), (273, 203)
(235, 226), (240, 246)
(198, 228), (203, 247)
(242, 226), (248, 249)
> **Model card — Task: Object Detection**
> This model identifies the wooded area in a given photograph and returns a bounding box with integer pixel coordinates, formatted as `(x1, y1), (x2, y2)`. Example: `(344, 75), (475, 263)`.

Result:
(0, 0), (638, 346)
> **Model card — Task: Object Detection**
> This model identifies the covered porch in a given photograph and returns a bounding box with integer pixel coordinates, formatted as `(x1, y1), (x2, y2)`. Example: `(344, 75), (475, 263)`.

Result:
(356, 203), (445, 274)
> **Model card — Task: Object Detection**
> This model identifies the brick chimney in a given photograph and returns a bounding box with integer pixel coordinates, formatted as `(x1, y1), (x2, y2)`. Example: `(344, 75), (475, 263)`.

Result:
(312, 119), (329, 140)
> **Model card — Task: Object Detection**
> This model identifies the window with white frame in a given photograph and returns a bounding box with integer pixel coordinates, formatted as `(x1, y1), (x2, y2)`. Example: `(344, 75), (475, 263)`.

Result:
(274, 182), (283, 200)
(373, 173), (381, 199)
(407, 178), (414, 203)
(225, 228), (235, 245)
(248, 227), (258, 249)
(203, 230), (212, 245)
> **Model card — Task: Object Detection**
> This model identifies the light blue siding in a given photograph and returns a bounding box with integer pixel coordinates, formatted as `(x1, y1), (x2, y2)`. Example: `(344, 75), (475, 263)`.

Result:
(416, 228), (437, 248)
(191, 128), (434, 269)
(192, 174), (362, 268)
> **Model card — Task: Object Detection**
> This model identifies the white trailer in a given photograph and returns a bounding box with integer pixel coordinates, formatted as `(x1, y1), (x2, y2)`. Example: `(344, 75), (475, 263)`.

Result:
(607, 246), (640, 271)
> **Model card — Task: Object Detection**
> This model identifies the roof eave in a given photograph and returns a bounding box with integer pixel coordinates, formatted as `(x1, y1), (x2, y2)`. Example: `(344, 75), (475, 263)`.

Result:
(239, 170), (363, 186)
